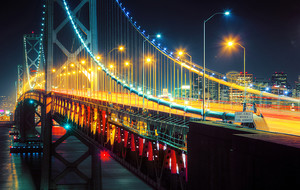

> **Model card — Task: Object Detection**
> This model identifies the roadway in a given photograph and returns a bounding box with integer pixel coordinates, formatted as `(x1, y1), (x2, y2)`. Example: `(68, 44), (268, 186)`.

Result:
(54, 89), (300, 136)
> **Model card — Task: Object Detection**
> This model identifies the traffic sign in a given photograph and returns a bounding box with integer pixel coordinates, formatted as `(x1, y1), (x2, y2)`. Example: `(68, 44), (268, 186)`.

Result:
(235, 112), (253, 123)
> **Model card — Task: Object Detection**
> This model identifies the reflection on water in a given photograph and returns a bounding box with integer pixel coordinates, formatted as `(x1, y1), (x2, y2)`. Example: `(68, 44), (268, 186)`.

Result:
(1, 126), (151, 189)
(0, 126), (40, 189)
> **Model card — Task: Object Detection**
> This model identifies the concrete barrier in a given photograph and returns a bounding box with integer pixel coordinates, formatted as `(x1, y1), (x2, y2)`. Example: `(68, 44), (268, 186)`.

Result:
(188, 121), (300, 190)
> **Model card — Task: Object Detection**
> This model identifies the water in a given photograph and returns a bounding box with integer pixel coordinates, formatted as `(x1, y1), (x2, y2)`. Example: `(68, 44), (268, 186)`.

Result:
(0, 126), (39, 189)
(0, 126), (152, 189)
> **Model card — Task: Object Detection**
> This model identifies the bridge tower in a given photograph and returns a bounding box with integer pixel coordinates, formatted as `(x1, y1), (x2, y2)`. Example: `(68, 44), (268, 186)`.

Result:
(40, 1), (100, 188)
(23, 34), (43, 90)
(45, 0), (98, 92)
(17, 65), (24, 97)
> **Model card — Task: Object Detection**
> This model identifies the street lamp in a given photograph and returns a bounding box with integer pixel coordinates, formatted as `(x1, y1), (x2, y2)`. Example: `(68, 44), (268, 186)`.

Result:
(176, 50), (193, 99)
(109, 64), (114, 102)
(203, 10), (230, 120)
(176, 50), (192, 63)
(227, 41), (246, 103)
(106, 46), (125, 99)
(107, 45), (125, 69)
(108, 45), (125, 56)
(143, 34), (161, 111)
(124, 61), (131, 83)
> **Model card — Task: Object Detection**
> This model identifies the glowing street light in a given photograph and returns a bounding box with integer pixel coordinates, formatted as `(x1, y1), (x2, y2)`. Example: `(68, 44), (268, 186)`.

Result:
(227, 41), (233, 46)
(224, 11), (230, 15)
(81, 60), (86, 65)
(226, 41), (246, 83)
(226, 40), (246, 102)
(118, 46), (125, 51)
(124, 61), (131, 85)
(176, 49), (192, 62)
(176, 49), (193, 99)
(143, 33), (161, 110)
(203, 10), (230, 120)
(108, 45), (125, 56)
(52, 69), (56, 73)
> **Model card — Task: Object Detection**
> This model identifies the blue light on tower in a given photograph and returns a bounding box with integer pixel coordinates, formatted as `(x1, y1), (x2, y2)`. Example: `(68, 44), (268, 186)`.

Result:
(224, 11), (230, 15)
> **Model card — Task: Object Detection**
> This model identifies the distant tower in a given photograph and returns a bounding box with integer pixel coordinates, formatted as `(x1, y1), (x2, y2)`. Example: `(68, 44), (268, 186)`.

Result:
(17, 65), (24, 97)
(23, 34), (43, 90)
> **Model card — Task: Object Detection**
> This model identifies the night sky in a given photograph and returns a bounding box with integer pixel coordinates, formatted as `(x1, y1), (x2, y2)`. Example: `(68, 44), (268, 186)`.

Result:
(1, 0), (300, 96)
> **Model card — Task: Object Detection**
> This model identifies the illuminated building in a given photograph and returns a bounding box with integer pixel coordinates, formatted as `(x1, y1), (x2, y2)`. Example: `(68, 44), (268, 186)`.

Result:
(271, 72), (287, 86)
(295, 75), (300, 97)
(226, 71), (253, 103)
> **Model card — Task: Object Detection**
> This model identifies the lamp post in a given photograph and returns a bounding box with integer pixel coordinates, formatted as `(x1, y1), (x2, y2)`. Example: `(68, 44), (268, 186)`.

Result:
(109, 64), (114, 102)
(106, 46), (124, 101)
(108, 45), (124, 56)
(203, 11), (230, 120)
(124, 61), (131, 105)
(143, 34), (161, 111)
(177, 50), (192, 99)
(227, 41), (246, 103)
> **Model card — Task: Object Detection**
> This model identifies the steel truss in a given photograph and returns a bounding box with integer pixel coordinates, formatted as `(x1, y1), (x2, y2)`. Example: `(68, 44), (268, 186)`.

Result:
(46, 0), (98, 92)
(52, 92), (188, 189)
(17, 90), (188, 189)
(24, 34), (43, 89)
(17, 64), (24, 97)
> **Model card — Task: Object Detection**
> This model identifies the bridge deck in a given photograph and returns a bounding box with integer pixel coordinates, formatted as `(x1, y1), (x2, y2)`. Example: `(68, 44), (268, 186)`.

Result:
(55, 90), (300, 135)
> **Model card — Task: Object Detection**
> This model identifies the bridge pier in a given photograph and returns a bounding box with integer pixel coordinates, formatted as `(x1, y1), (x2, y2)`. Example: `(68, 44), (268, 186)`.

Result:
(15, 99), (41, 143)
(40, 94), (102, 189)
(49, 115), (102, 189)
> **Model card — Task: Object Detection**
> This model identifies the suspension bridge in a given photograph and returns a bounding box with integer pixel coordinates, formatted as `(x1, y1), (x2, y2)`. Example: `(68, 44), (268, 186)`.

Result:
(12, 0), (300, 189)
